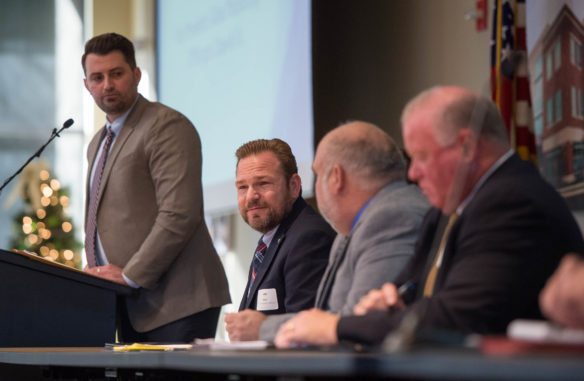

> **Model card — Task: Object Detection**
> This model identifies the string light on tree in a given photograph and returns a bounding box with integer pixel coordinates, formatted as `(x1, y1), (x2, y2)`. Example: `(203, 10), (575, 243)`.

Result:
(9, 161), (82, 269)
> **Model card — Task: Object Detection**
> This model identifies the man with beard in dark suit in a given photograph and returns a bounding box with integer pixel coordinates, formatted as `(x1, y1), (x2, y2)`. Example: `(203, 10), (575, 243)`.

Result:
(225, 139), (335, 340)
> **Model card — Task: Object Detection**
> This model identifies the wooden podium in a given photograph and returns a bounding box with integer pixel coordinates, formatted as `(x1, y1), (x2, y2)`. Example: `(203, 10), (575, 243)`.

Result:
(0, 249), (132, 347)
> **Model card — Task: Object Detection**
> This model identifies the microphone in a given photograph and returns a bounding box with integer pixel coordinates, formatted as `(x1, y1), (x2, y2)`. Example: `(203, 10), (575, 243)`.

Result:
(53, 119), (74, 137)
(0, 119), (75, 195)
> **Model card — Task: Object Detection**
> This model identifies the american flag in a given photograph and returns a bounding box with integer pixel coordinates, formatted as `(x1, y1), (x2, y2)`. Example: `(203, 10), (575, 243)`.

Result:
(490, 0), (537, 163)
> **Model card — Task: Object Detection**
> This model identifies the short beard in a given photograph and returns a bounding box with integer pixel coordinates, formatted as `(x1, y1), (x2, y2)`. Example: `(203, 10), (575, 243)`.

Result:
(98, 98), (128, 116)
(243, 198), (290, 234)
(247, 208), (282, 234)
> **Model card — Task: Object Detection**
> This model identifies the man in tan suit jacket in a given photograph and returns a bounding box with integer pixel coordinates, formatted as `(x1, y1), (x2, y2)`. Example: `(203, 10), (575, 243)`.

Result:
(82, 33), (230, 342)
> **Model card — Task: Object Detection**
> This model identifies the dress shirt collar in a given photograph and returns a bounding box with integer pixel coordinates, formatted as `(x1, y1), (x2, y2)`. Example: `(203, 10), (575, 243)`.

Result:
(350, 180), (407, 233)
(456, 149), (514, 215)
(261, 225), (279, 248)
(351, 195), (374, 233)
(106, 94), (139, 135)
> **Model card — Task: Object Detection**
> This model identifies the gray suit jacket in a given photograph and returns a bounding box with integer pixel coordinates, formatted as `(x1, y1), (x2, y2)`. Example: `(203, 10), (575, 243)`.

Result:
(86, 95), (231, 332)
(259, 180), (429, 340)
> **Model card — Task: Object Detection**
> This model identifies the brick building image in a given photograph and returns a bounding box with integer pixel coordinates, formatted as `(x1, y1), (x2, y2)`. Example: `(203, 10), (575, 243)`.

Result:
(529, 4), (584, 200)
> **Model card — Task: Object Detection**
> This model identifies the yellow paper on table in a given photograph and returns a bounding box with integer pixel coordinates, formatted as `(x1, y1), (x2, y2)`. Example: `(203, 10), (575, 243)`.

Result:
(112, 343), (192, 352)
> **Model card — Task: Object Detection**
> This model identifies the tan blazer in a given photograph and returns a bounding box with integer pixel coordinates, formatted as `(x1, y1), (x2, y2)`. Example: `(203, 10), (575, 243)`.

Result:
(86, 95), (230, 332)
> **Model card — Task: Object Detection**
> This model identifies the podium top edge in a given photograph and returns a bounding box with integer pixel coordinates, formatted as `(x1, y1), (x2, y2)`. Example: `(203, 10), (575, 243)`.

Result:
(0, 249), (133, 295)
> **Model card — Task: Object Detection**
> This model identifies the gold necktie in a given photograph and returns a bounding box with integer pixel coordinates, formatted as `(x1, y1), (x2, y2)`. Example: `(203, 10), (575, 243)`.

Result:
(423, 213), (459, 298)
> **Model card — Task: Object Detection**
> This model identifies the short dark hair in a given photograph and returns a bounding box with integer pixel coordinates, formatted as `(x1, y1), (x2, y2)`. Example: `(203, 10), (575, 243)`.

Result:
(235, 139), (298, 181)
(81, 33), (136, 74)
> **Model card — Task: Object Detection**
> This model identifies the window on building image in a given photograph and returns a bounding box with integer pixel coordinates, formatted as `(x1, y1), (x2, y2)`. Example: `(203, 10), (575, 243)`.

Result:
(573, 87), (584, 118)
(555, 90), (563, 123)
(572, 87), (577, 117)
(554, 39), (562, 71)
(547, 97), (554, 126)
(578, 89), (584, 118)
(533, 55), (544, 135)
(546, 50), (553, 79)
(534, 54), (543, 79)
(534, 115), (544, 135)
(571, 35), (582, 69)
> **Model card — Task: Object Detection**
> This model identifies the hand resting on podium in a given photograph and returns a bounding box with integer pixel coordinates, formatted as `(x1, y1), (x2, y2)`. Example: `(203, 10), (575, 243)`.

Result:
(85, 263), (128, 286)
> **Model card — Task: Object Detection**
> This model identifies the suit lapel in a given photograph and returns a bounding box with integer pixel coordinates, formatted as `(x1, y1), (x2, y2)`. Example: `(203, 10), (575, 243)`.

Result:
(421, 211), (444, 268)
(418, 209), (460, 297)
(423, 154), (517, 293)
(85, 129), (104, 214)
(314, 188), (399, 309)
(239, 266), (254, 310)
(315, 234), (349, 309)
(94, 96), (146, 204)
(242, 197), (307, 309)
(315, 235), (344, 299)
(314, 187), (398, 308)
(412, 209), (442, 299)
(432, 214), (460, 291)
(96, 123), (134, 202)
(244, 232), (286, 309)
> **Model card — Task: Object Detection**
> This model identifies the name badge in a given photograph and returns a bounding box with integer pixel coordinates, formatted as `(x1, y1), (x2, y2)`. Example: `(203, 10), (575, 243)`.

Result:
(256, 288), (278, 311)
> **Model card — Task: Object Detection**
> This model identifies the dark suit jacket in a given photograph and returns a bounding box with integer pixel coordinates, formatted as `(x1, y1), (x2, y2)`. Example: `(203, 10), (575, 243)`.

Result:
(239, 197), (335, 315)
(86, 95), (231, 332)
(338, 153), (584, 344)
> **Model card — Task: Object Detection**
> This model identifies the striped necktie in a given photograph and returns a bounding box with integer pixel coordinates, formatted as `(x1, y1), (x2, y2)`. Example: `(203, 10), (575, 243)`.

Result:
(250, 238), (267, 288)
(85, 127), (115, 268)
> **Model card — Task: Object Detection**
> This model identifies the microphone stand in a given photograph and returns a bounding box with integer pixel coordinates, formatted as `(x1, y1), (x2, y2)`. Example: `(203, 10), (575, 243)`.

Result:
(0, 119), (74, 197)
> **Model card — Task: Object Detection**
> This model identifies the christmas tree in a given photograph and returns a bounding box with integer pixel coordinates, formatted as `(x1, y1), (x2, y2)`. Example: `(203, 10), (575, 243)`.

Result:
(8, 160), (83, 269)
